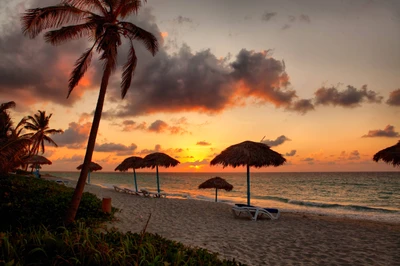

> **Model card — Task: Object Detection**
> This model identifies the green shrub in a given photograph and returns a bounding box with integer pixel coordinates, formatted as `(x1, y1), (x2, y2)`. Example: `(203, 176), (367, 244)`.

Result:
(0, 224), (245, 265)
(0, 174), (115, 231)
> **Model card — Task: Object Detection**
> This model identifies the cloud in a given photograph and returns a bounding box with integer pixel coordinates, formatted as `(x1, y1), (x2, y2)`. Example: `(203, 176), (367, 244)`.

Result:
(314, 85), (383, 107)
(362, 125), (400, 138)
(338, 150), (360, 161)
(196, 141), (211, 146)
(148, 120), (169, 133)
(95, 142), (138, 156)
(117, 118), (189, 134)
(106, 47), (309, 117)
(301, 157), (314, 161)
(386, 89), (400, 106)
(285, 150), (296, 156)
(261, 135), (291, 147)
(173, 15), (193, 24)
(261, 12), (277, 22)
(288, 99), (315, 114)
(299, 14), (311, 23)
(135, 144), (162, 156)
(281, 24), (291, 30)
(54, 154), (84, 163)
(52, 122), (91, 149)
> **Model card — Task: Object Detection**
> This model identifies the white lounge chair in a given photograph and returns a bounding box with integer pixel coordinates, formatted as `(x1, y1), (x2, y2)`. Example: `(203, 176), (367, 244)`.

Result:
(124, 188), (143, 196)
(140, 189), (167, 198)
(113, 185), (125, 193)
(232, 203), (280, 221)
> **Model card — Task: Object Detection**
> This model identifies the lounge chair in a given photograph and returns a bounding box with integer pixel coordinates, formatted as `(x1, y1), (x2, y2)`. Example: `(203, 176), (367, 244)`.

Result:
(124, 188), (143, 196)
(140, 189), (167, 198)
(232, 203), (280, 221)
(113, 185), (125, 193)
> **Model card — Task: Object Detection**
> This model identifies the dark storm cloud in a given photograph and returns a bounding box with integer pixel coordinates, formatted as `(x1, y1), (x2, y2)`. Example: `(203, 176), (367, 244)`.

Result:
(261, 12), (277, 22)
(196, 141), (211, 146)
(0, 0), (98, 106)
(95, 142), (137, 156)
(362, 125), (399, 138)
(386, 89), (400, 106)
(52, 122), (90, 148)
(285, 150), (296, 156)
(261, 135), (291, 147)
(314, 85), (383, 107)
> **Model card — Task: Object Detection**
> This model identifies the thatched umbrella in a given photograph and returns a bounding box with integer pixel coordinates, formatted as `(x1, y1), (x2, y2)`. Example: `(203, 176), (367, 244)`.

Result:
(25, 155), (52, 177)
(142, 152), (180, 193)
(115, 156), (144, 192)
(77, 161), (102, 184)
(210, 140), (286, 205)
(198, 176), (233, 202)
(373, 141), (400, 167)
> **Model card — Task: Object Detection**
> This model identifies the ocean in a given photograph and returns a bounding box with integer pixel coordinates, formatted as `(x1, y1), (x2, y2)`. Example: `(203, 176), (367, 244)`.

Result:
(44, 171), (400, 224)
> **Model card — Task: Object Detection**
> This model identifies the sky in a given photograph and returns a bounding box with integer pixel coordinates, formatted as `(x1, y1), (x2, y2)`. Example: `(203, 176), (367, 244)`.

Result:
(0, 0), (399, 172)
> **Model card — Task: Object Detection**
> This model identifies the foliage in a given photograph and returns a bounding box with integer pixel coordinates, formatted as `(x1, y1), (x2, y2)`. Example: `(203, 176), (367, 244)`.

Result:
(0, 225), (245, 266)
(0, 174), (245, 265)
(24, 110), (63, 156)
(0, 175), (114, 231)
(0, 102), (31, 174)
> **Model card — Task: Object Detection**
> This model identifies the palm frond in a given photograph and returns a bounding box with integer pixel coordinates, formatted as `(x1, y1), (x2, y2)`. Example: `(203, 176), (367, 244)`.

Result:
(43, 135), (59, 147)
(0, 101), (16, 112)
(21, 4), (87, 38)
(0, 137), (32, 174)
(44, 22), (96, 45)
(68, 46), (95, 97)
(103, 0), (119, 11)
(62, 0), (108, 15)
(120, 41), (137, 98)
(120, 22), (158, 55)
(44, 129), (64, 135)
(117, 0), (143, 18)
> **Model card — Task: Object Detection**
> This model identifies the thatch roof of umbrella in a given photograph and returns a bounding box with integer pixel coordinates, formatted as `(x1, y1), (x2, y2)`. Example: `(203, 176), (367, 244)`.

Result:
(210, 140), (285, 205)
(25, 155), (52, 165)
(373, 141), (400, 167)
(142, 152), (180, 168)
(77, 162), (102, 171)
(198, 176), (233, 191)
(115, 156), (144, 171)
(210, 140), (286, 168)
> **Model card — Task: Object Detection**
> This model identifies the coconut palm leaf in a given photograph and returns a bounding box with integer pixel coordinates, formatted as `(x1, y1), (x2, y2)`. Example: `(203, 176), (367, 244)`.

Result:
(118, 0), (143, 18)
(68, 46), (95, 96)
(121, 41), (137, 98)
(64, 0), (108, 14)
(120, 21), (158, 55)
(44, 22), (97, 45)
(21, 5), (87, 38)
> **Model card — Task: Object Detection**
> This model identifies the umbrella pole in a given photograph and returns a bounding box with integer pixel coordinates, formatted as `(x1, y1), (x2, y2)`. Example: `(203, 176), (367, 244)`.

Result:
(88, 171), (91, 184)
(215, 188), (218, 202)
(156, 165), (160, 193)
(247, 164), (250, 206)
(133, 168), (138, 192)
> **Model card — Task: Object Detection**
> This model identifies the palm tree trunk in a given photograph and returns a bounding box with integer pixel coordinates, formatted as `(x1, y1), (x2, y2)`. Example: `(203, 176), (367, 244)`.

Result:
(64, 63), (112, 225)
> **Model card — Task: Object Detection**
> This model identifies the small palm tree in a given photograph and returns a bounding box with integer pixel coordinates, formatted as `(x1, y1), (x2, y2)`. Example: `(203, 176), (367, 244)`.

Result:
(0, 102), (32, 174)
(22, 0), (159, 224)
(24, 110), (63, 156)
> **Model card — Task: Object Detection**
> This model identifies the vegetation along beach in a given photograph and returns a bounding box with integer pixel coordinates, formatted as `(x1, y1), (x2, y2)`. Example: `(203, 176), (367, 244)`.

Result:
(1, 0), (399, 265)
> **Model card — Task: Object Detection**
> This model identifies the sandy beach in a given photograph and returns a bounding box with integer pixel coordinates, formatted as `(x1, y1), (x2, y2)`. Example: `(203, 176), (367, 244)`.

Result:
(48, 177), (400, 266)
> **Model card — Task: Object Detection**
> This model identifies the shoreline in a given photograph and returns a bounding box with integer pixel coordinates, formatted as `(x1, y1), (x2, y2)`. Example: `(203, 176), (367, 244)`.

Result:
(44, 175), (399, 265)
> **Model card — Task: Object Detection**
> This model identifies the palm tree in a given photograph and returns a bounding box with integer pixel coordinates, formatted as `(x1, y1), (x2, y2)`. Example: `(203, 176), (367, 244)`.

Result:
(21, 0), (159, 224)
(24, 110), (63, 156)
(0, 102), (32, 174)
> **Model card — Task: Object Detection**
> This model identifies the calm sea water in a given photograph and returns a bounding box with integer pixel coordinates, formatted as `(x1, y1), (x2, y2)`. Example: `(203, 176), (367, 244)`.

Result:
(45, 171), (400, 224)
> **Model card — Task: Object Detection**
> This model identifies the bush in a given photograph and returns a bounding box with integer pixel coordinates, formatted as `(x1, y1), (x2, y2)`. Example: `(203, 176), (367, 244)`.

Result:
(0, 225), (245, 265)
(0, 174), (115, 231)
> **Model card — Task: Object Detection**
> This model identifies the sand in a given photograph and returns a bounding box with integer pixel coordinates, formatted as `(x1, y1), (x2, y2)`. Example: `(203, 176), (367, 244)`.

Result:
(48, 177), (400, 266)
